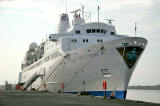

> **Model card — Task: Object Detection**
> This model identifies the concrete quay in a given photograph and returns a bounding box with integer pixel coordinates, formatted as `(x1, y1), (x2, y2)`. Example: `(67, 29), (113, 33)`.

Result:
(0, 90), (159, 106)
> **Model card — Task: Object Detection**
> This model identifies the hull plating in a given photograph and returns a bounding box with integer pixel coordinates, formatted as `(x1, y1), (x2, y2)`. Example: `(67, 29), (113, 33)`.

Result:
(22, 37), (147, 99)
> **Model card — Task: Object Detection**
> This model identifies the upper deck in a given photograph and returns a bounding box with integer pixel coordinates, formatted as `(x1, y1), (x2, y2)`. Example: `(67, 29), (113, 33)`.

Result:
(21, 9), (128, 70)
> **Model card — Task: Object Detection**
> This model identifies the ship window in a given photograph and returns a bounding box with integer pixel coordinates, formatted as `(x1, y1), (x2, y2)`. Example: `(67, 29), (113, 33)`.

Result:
(71, 39), (77, 42)
(92, 29), (96, 33)
(83, 39), (88, 43)
(110, 32), (115, 35)
(104, 30), (106, 34)
(86, 29), (91, 33)
(71, 39), (74, 42)
(61, 15), (68, 21)
(97, 39), (103, 42)
(101, 29), (104, 33)
(75, 30), (81, 34)
(96, 29), (100, 33)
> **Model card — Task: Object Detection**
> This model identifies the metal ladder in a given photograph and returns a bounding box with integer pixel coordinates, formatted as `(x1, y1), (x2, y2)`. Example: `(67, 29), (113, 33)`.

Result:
(22, 73), (42, 90)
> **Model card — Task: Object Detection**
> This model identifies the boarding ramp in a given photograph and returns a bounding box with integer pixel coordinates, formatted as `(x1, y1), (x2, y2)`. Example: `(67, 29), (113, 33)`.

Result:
(22, 72), (43, 91)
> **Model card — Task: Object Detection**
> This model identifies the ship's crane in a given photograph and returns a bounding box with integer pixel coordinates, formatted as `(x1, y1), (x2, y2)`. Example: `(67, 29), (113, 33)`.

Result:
(105, 19), (114, 25)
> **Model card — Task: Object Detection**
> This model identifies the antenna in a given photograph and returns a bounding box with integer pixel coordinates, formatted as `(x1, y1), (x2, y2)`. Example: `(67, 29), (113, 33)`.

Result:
(89, 12), (91, 22)
(82, 5), (84, 20)
(135, 22), (137, 37)
(97, 0), (101, 22)
(65, 0), (67, 13)
(105, 19), (114, 25)
(98, 5), (100, 22)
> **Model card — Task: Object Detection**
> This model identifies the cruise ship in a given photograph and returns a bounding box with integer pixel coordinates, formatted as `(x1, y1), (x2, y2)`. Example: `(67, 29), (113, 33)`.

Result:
(18, 7), (147, 99)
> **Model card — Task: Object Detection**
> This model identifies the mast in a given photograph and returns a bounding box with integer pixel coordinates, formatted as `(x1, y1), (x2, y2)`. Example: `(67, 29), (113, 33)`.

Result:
(82, 5), (84, 20)
(65, 0), (67, 13)
(98, 5), (100, 22)
(135, 22), (137, 37)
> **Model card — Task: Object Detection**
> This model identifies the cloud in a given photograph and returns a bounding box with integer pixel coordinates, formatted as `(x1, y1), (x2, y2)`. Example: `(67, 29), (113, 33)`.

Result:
(0, 0), (64, 21)
(0, 0), (160, 86)
(0, 0), (12, 1)
(1, 0), (153, 20)
(2, 0), (157, 40)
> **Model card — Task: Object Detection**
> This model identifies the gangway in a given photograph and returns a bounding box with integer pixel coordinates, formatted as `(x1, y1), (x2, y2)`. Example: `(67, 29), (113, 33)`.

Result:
(22, 72), (43, 90)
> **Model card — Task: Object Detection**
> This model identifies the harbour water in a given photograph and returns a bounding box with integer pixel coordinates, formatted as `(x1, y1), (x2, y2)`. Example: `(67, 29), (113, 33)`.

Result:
(126, 89), (160, 104)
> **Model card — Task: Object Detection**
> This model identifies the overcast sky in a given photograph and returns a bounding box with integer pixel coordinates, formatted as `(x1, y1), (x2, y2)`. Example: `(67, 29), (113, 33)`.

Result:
(0, 0), (160, 86)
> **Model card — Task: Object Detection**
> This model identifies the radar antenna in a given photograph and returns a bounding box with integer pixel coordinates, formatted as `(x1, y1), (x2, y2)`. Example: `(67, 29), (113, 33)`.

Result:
(70, 9), (81, 20)
(105, 19), (115, 25)
(70, 9), (81, 14)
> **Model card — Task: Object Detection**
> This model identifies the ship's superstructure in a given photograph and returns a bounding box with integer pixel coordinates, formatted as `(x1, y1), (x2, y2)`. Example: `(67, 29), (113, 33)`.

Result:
(19, 7), (147, 99)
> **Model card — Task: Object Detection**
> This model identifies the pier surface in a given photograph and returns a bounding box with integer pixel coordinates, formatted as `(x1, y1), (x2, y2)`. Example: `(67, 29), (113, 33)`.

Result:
(0, 90), (159, 106)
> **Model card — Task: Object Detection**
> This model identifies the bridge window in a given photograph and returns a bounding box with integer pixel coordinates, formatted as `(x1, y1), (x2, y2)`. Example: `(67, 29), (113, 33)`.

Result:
(110, 32), (115, 35)
(101, 29), (104, 33)
(104, 30), (106, 34)
(96, 29), (100, 33)
(86, 29), (91, 33)
(92, 29), (96, 33)
(86, 29), (107, 34)
(75, 30), (81, 34)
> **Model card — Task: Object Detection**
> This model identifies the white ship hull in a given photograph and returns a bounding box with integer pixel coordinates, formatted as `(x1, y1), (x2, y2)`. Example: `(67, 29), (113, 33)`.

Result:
(22, 37), (147, 99)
